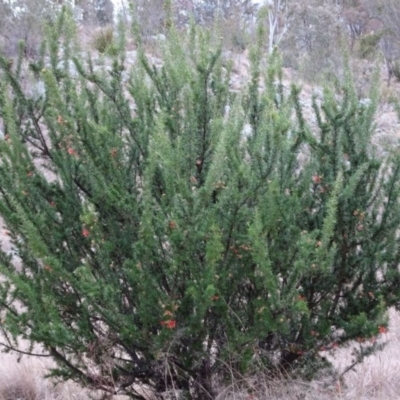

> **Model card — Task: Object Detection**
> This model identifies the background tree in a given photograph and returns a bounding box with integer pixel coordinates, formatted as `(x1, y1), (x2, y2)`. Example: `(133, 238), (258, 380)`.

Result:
(280, 0), (344, 80)
(261, 0), (293, 55)
(185, 0), (257, 50)
(0, 0), (61, 57)
(78, 0), (114, 26)
(173, 0), (255, 25)
(130, 0), (257, 49)
(363, 0), (400, 84)
(0, 0), (113, 57)
(130, 0), (166, 37)
(1, 8), (400, 400)
(341, 0), (370, 48)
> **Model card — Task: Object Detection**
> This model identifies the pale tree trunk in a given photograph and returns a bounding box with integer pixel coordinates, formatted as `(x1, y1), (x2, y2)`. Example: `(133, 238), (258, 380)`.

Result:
(265, 0), (290, 54)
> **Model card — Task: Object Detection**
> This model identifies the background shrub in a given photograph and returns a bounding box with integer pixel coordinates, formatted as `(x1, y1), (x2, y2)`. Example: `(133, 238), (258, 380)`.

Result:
(92, 26), (114, 53)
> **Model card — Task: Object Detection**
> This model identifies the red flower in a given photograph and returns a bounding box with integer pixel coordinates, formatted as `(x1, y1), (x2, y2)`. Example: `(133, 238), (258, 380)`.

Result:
(161, 320), (176, 329)
(378, 326), (388, 334)
(82, 228), (90, 238)
(67, 148), (77, 155)
(168, 221), (177, 230)
(312, 175), (322, 184)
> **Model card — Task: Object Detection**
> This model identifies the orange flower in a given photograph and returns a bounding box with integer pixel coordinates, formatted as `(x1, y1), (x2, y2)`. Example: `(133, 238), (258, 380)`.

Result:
(82, 228), (90, 238)
(161, 320), (176, 329)
(44, 265), (53, 272)
(67, 148), (77, 156)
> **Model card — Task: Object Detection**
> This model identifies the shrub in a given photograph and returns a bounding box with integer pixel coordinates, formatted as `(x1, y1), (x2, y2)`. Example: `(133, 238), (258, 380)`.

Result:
(392, 61), (400, 83)
(92, 26), (114, 54)
(1, 8), (400, 400)
(359, 32), (383, 59)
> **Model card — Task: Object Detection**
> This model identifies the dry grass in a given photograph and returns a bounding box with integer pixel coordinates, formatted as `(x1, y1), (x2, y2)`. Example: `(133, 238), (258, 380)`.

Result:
(1, 310), (400, 400)
(335, 308), (400, 400)
(0, 353), (91, 400)
(0, 352), (133, 400)
(220, 308), (400, 400)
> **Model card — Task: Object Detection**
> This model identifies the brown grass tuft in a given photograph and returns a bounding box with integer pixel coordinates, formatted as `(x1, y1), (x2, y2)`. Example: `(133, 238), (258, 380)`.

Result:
(0, 353), (98, 400)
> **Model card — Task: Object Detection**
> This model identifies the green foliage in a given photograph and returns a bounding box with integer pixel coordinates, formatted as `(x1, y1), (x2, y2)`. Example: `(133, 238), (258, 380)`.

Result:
(1, 8), (400, 400)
